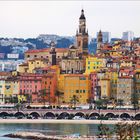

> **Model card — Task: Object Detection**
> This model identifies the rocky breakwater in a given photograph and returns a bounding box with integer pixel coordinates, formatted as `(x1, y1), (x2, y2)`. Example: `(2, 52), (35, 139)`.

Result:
(4, 131), (96, 140)
(4, 132), (63, 140)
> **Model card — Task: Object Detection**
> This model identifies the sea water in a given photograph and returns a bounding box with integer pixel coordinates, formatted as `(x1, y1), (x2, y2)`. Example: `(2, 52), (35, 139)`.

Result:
(0, 123), (108, 140)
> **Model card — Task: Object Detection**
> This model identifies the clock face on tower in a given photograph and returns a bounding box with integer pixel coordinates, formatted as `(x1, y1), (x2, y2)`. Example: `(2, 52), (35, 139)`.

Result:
(81, 21), (85, 26)
(80, 21), (85, 26)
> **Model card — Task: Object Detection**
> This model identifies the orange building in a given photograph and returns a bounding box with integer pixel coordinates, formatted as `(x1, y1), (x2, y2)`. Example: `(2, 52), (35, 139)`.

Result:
(41, 73), (57, 105)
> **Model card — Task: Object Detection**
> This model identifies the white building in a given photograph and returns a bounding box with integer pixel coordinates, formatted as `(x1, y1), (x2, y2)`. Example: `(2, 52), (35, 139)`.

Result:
(96, 32), (111, 43)
(0, 60), (24, 72)
(122, 31), (134, 41)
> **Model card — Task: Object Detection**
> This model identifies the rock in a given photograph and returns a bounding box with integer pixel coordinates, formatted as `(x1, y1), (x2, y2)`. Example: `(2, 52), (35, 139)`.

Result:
(4, 132), (62, 140)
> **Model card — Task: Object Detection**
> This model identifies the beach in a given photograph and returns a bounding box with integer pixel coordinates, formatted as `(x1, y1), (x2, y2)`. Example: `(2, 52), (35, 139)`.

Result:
(0, 119), (139, 124)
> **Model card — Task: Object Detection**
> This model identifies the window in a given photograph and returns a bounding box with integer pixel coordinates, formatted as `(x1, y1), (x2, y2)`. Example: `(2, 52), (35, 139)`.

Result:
(83, 90), (85, 93)
(34, 55), (37, 57)
(80, 90), (82, 93)
(88, 61), (90, 64)
(27, 55), (30, 58)
(71, 90), (74, 93)
(76, 90), (79, 93)
(80, 77), (86, 80)
(78, 41), (81, 46)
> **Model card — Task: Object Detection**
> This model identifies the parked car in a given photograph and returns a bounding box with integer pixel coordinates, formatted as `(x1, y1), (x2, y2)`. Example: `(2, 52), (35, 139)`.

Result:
(73, 116), (85, 120)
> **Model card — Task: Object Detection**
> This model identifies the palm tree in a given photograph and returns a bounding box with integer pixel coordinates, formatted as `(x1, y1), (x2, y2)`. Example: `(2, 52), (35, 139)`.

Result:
(131, 92), (139, 114)
(14, 102), (21, 112)
(39, 88), (51, 106)
(95, 99), (103, 114)
(117, 99), (124, 109)
(12, 96), (18, 106)
(70, 95), (79, 108)
(55, 90), (64, 107)
(87, 98), (94, 109)
(25, 94), (32, 106)
(102, 96), (109, 109)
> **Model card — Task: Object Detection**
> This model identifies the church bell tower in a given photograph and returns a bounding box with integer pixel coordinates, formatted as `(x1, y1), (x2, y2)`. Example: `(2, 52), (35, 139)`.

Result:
(76, 9), (88, 55)
(96, 30), (103, 53)
(50, 41), (56, 65)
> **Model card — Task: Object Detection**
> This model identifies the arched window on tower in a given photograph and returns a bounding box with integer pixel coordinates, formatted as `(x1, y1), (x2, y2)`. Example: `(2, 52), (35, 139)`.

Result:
(78, 41), (81, 47)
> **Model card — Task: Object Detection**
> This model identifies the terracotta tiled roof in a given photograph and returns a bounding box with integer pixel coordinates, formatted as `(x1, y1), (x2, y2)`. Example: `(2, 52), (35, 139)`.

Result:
(19, 63), (28, 66)
(25, 48), (69, 53)
(108, 68), (118, 72)
(118, 76), (133, 79)
(0, 72), (11, 76)
(65, 74), (89, 77)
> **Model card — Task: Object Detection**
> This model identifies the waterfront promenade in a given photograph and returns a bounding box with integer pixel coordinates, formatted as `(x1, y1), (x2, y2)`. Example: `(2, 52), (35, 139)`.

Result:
(0, 119), (139, 124)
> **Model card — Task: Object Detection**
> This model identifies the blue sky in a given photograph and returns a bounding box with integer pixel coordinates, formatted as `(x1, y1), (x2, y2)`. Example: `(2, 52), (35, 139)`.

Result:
(0, 1), (140, 38)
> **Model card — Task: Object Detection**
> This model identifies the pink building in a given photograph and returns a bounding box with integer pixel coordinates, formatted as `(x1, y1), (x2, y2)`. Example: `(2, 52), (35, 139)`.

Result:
(90, 72), (99, 100)
(19, 74), (43, 103)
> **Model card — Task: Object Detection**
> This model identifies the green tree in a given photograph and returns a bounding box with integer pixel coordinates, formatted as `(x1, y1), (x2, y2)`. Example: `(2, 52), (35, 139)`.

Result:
(87, 98), (94, 109)
(131, 92), (139, 114)
(12, 96), (18, 107)
(25, 94), (32, 106)
(114, 122), (140, 140)
(55, 90), (64, 107)
(70, 95), (79, 108)
(14, 102), (22, 112)
(39, 88), (50, 106)
(95, 99), (103, 114)
(97, 123), (112, 139)
(117, 99), (124, 109)
(102, 96), (109, 109)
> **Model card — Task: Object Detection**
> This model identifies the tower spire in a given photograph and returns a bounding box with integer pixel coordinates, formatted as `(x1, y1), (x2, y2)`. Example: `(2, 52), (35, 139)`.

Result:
(76, 9), (88, 55)
(50, 41), (56, 65)
(96, 30), (103, 53)
(79, 9), (85, 20)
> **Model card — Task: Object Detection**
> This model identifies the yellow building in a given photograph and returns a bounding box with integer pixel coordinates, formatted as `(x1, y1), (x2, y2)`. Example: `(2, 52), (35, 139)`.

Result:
(58, 74), (65, 93)
(109, 50), (120, 58)
(112, 42), (121, 51)
(106, 69), (118, 99)
(18, 63), (29, 73)
(0, 79), (6, 104)
(63, 74), (91, 105)
(0, 72), (12, 104)
(28, 59), (47, 73)
(18, 58), (48, 73)
(4, 79), (13, 103)
(120, 60), (133, 67)
(85, 56), (105, 74)
(99, 78), (110, 98)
